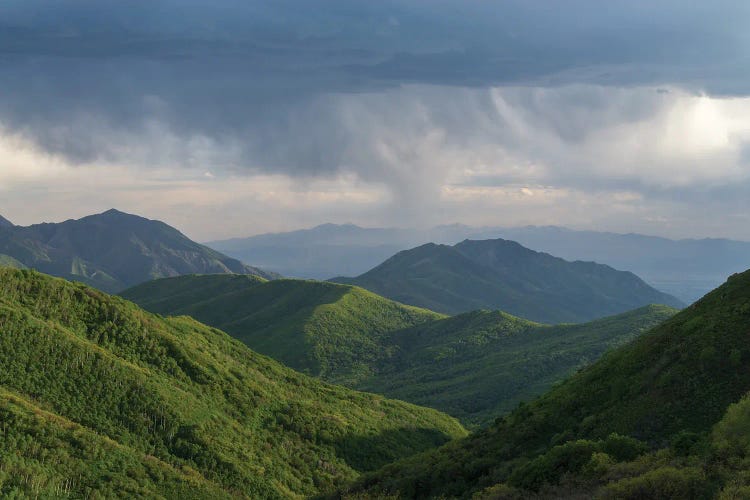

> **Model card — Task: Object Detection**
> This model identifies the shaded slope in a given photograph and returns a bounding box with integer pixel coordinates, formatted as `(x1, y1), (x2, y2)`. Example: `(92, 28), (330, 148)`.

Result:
(333, 243), (511, 315)
(123, 274), (675, 426)
(488, 225), (750, 303)
(0, 209), (275, 293)
(0, 215), (12, 228)
(342, 270), (750, 498)
(357, 304), (676, 426)
(0, 268), (465, 498)
(334, 239), (683, 323)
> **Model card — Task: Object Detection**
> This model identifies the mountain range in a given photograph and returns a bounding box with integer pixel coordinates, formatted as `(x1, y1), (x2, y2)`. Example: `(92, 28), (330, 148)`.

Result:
(332, 239), (683, 323)
(206, 223), (411, 280)
(5, 208), (750, 498)
(122, 274), (676, 426)
(208, 223), (750, 303)
(0, 267), (465, 498)
(0, 209), (275, 293)
(341, 269), (750, 498)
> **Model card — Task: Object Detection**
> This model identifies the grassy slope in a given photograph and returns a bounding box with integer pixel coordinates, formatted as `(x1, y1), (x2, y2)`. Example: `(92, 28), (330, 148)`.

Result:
(0, 268), (465, 498)
(342, 270), (750, 498)
(333, 240), (683, 323)
(123, 275), (675, 427)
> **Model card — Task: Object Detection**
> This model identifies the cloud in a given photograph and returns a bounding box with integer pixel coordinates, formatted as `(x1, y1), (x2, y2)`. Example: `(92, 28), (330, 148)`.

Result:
(1, 0), (749, 175)
(2, 1), (750, 238)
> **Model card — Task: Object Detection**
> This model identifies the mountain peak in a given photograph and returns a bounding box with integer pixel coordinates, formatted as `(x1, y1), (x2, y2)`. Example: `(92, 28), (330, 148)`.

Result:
(339, 237), (683, 322)
(100, 208), (133, 217)
(76, 208), (153, 227)
(0, 210), (276, 291)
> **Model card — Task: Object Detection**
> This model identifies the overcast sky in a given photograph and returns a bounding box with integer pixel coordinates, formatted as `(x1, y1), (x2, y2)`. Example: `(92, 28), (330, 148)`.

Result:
(1, 0), (750, 241)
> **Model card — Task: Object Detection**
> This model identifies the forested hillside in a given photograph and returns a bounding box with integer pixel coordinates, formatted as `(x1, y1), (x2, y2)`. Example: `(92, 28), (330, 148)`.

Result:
(123, 275), (675, 426)
(340, 270), (750, 498)
(122, 274), (441, 385)
(356, 304), (675, 426)
(0, 268), (465, 498)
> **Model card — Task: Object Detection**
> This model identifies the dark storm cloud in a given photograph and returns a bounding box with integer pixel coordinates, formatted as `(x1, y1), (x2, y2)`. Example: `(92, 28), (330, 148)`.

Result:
(1, 0), (749, 191)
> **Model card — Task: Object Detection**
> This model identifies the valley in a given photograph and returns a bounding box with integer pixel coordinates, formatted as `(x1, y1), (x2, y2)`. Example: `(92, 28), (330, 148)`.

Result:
(122, 274), (676, 427)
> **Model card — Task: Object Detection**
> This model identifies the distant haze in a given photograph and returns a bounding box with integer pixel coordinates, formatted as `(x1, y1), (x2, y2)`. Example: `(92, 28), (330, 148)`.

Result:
(1, 1), (750, 240)
(209, 223), (750, 303)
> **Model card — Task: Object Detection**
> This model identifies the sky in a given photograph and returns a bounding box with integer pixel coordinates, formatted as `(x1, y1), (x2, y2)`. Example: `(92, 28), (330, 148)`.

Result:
(1, 0), (750, 241)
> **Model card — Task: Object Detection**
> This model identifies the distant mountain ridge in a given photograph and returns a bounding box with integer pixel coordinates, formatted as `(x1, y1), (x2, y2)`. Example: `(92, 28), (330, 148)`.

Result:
(333, 238), (684, 323)
(206, 223), (412, 279)
(208, 223), (750, 302)
(484, 225), (750, 302)
(122, 274), (676, 426)
(0, 209), (276, 292)
(0, 215), (13, 228)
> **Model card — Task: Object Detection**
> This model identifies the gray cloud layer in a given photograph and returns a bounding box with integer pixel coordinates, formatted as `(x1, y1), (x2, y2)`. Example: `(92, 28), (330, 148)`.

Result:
(2, 1), (748, 159)
(1, 1), (749, 237)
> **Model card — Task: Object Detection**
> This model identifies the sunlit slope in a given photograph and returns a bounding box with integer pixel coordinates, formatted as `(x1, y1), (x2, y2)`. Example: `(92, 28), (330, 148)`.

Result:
(0, 268), (465, 498)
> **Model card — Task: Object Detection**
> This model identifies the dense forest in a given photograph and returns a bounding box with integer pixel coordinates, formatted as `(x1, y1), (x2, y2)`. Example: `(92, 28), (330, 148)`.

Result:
(0, 268), (465, 498)
(339, 270), (750, 498)
(4, 259), (750, 498)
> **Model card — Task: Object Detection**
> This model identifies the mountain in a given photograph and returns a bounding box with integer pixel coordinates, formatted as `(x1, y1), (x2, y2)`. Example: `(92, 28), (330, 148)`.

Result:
(483, 225), (750, 304)
(0, 215), (13, 228)
(0, 268), (465, 498)
(333, 239), (684, 323)
(208, 223), (750, 303)
(0, 209), (276, 293)
(122, 274), (676, 426)
(340, 269), (750, 498)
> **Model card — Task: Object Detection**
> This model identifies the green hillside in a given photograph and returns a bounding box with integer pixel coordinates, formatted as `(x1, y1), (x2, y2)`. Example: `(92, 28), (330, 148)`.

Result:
(123, 275), (675, 426)
(340, 270), (750, 498)
(0, 209), (276, 293)
(333, 239), (683, 323)
(0, 268), (465, 498)
(357, 304), (676, 426)
(121, 274), (441, 385)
